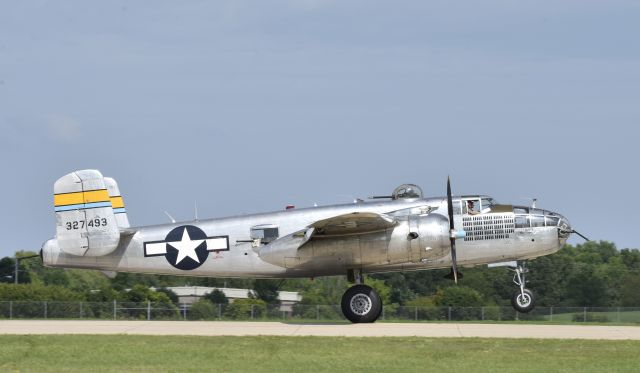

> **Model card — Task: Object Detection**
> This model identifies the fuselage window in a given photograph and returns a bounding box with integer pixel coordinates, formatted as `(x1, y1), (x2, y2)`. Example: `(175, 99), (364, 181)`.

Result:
(530, 215), (545, 228)
(515, 216), (529, 228)
(545, 216), (559, 227)
(250, 225), (279, 244)
(452, 200), (462, 215)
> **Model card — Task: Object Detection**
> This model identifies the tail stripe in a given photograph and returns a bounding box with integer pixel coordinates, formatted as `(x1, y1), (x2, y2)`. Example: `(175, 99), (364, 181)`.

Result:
(55, 202), (113, 212)
(54, 189), (112, 212)
(110, 196), (124, 209)
(54, 189), (110, 206)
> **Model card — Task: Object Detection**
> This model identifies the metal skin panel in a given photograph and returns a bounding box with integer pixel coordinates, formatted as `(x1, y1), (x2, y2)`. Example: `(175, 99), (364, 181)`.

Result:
(104, 177), (130, 228)
(53, 170), (120, 257)
(43, 193), (570, 279)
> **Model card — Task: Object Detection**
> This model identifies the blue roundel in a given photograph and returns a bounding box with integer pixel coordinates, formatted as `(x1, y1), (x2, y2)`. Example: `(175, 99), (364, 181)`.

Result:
(164, 225), (209, 270)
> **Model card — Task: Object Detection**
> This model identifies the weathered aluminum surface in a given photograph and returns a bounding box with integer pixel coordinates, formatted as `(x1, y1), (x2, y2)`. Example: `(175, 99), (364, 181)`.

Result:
(43, 192), (570, 279)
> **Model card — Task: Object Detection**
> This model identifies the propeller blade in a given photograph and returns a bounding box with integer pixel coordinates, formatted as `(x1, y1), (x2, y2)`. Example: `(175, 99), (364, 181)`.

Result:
(450, 237), (458, 283)
(447, 176), (459, 283)
(572, 230), (590, 241)
(447, 177), (454, 231)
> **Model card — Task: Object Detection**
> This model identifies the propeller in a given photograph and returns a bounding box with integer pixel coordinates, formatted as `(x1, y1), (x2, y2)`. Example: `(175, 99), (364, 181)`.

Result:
(446, 176), (461, 283)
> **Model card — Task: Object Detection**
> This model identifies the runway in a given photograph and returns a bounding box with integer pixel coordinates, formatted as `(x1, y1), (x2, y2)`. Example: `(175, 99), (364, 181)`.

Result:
(2, 320), (640, 340)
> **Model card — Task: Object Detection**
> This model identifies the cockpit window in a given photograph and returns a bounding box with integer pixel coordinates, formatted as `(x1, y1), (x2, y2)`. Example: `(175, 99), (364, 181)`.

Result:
(392, 184), (423, 200)
(480, 198), (496, 210)
(464, 199), (480, 215)
(513, 207), (528, 214)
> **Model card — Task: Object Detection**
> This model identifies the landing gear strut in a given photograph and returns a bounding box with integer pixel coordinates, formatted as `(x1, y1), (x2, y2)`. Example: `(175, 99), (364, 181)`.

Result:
(342, 269), (383, 323)
(510, 263), (535, 313)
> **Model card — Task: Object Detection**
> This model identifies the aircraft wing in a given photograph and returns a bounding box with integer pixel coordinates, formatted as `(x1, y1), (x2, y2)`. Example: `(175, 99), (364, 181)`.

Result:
(262, 212), (397, 257)
(308, 212), (397, 237)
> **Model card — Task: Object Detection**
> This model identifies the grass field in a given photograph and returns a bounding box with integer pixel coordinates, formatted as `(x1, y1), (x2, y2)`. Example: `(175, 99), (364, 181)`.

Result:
(1, 335), (639, 372)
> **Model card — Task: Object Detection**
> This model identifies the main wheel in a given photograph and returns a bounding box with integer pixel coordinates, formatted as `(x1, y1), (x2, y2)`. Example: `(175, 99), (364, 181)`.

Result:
(341, 284), (382, 323)
(511, 288), (535, 313)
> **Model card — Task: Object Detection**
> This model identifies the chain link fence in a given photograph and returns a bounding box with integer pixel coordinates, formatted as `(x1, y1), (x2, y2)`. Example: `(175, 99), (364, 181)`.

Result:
(2, 301), (640, 323)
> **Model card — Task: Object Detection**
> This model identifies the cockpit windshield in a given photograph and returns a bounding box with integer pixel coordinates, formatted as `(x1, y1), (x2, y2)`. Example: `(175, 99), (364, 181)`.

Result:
(481, 198), (497, 211)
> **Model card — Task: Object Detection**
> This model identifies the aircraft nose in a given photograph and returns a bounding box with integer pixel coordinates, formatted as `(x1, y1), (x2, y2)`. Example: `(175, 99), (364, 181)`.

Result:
(558, 215), (571, 232)
(552, 212), (572, 240)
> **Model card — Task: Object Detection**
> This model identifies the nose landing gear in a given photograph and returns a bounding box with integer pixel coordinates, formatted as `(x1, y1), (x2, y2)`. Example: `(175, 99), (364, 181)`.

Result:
(510, 263), (535, 313)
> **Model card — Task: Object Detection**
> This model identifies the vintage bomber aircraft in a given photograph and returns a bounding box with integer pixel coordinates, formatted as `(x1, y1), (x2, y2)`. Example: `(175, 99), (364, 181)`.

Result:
(42, 169), (585, 323)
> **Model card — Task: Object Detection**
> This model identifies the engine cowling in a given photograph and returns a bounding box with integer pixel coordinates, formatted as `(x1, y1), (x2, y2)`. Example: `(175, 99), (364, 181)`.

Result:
(259, 213), (451, 271)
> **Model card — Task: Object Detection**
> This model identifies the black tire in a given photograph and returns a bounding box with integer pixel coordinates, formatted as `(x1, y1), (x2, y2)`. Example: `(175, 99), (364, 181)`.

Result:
(511, 288), (535, 313)
(341, 284), (382, 323)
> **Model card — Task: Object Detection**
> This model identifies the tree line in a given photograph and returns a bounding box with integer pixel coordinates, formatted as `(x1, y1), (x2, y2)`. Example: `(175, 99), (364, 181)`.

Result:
(1, 241), (639, 308)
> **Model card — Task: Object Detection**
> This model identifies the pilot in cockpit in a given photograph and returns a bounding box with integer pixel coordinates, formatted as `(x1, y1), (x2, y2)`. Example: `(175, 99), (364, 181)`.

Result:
(466, 200), (480, 215)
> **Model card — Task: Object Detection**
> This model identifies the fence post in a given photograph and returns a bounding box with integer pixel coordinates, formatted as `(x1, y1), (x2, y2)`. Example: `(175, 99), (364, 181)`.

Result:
(80, 301), (83, 319)
(218, 303), (222, 319)
(147, 300), (151, 321)
(583, 307), (587, 322)
(414, 306), (418, 321)
(448, 306), (451, 321)
(251, 304), (254, 319)
(550, 306), (553, 322)
(113, 299), (117, 320)
(9, 301), (12, 320)
(481, 307), (485, 321)
(617, 307), (620, 322)
(316, 305), (319, 320)
(382, 306), (385, 320)
(44, 301), (47, 319)
(182, 304), (187, 320)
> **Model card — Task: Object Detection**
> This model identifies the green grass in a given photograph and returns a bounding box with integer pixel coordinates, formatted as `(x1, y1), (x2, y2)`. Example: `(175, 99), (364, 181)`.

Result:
(0, 335), (639, 372)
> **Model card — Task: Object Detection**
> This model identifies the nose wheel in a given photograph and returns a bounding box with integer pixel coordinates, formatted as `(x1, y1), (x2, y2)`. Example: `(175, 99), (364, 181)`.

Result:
(341, 284), (382, 323)
(510, 264), (535, 313)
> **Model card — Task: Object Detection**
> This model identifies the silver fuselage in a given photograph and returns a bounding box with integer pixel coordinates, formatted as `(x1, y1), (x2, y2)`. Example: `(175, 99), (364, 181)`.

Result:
(42, 196), (569, 278)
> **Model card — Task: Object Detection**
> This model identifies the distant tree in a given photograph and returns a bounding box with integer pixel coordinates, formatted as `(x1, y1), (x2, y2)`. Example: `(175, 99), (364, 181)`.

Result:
(433, 286), (484, 307)
(187, 299), (217, 320)
(204, 289), (228, 305)
(156, 287), (179, 304)
(253, 279), (280, 304)
(224, 298), (267, 320)
(0, 257), (15, 283)
(619, 274), (640, 307)
(0, 283), (82, 301)
(565, 264), (608, 306)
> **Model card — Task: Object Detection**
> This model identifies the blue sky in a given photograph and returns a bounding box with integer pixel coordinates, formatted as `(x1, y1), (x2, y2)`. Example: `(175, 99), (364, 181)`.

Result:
(1, 1), (639, 257)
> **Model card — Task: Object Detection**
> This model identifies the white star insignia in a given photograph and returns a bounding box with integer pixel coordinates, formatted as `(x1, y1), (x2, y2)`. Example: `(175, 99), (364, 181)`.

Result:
(168, 227), (205, 264)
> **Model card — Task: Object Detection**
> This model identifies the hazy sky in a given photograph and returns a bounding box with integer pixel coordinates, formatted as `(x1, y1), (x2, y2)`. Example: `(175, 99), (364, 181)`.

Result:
(1, 1), (638, 258)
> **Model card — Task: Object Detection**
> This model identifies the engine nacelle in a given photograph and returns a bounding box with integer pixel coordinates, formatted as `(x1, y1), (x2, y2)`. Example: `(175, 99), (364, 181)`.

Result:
(259, 213), (451, 271)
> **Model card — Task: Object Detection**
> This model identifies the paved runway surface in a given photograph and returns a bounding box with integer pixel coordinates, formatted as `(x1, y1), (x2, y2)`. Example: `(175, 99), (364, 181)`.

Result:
(2, 321), (640, 339)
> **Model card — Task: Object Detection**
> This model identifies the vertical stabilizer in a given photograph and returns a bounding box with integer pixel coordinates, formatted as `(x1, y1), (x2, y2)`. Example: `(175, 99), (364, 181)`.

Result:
(104, 177), (130, 228)
(54, 170), (120, 256)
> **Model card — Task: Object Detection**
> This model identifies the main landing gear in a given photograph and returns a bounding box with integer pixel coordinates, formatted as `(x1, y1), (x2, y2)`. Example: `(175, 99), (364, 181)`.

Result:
(510, 263), (535, 313)
(341, 269), (382, 323)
